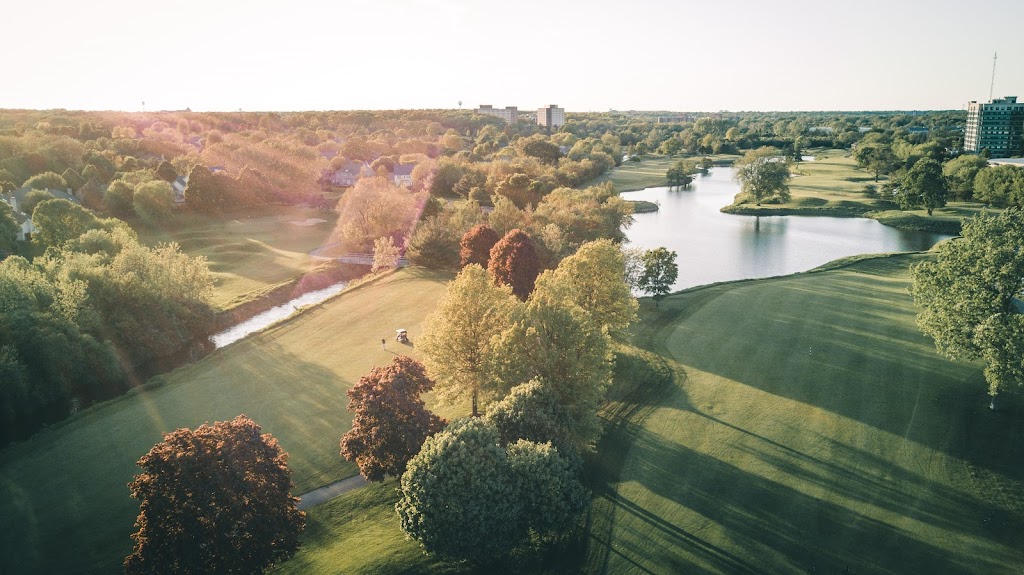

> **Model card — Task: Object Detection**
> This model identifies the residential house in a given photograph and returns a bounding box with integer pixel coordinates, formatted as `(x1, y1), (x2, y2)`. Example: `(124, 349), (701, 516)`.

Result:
(172, 176), (188, 204)
(327, 160), (374, 187)
(392, 163), (415, 187)
(0, 187), (81, 241)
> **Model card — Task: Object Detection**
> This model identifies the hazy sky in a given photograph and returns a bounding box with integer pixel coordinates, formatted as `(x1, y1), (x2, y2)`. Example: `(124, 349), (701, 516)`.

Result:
(6, 0), (1023, 112)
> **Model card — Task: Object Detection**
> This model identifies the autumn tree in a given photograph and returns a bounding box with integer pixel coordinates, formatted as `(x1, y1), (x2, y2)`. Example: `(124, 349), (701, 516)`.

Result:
(340, 357), (445, 481)
(911, 209), (1024, 410)
(639, 247), (678, 305)
(488, 228), (541, 300)
(371, 236), (400, 273)
(125, 415), (305, 575)
(396, 418), (586, 563)
(733, 147), (791, 205)
(418, 264), (519, 416)
(531, 239), (638, 337)
(459, 224), (500, 269)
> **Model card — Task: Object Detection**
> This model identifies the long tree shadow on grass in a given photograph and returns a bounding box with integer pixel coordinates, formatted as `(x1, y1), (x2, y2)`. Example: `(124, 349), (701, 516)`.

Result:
(615, 425), (1023, 574)
(0, 343), (354, 575)
(670, 264), (1024, 483)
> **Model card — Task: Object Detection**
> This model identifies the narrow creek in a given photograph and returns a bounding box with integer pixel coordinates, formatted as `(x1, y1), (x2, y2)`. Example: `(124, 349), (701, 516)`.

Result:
(211, 281), (348, 348)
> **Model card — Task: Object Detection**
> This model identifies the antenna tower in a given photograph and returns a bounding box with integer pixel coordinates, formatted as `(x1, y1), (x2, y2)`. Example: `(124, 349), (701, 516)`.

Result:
(989, 52), (998, 101)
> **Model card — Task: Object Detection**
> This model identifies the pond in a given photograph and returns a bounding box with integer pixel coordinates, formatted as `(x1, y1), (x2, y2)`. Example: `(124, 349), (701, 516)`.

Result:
(621, 166), (953, 293)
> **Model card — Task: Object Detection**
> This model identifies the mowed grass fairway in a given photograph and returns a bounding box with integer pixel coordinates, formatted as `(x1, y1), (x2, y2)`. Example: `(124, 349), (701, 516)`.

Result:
(273, 254), (1024, 574)
(134, 206), (339, 310)
(587, 254), (1024, 574)
(0, 268), (453, 575)
(594, 154), (741, 193)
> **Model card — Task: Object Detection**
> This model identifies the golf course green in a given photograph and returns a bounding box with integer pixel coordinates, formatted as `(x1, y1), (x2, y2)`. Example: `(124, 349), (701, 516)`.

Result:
(277, 253), (1024, 574)
(2, 253), (1021, 574)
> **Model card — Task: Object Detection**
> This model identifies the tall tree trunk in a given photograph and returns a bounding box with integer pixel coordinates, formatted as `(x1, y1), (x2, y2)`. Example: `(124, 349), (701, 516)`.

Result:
(472, 392), (479, 417)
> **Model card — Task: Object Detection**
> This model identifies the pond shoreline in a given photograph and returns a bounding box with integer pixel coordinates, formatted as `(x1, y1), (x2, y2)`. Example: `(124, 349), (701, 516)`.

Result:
(719, 204), (963, 235)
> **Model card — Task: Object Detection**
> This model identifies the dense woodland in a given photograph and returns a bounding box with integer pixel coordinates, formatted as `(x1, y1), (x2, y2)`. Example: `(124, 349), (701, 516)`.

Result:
(4, 105), (1022, 447)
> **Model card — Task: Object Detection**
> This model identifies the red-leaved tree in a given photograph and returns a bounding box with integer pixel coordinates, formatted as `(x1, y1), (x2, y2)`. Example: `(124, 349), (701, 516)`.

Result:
(340, 356), (446, 481)
(488, 228), (541, 301)
(125, 415), (304, 575)
(459, 224), (500, 269)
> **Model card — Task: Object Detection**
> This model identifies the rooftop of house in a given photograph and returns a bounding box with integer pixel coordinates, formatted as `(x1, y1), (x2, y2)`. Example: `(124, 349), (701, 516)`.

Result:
(392, 163), (416, 176)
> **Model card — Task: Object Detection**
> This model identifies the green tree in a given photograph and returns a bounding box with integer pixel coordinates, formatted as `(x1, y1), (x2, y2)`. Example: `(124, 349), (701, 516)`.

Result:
(418, 264), (518, 416)
(184, 165), (230, 212)
(531, 239), (638, 337)
(22, 171), (67, 191)
(490, 297), (613, 451)
(486, 379), (575, 454)
(974, 165), (1024, 207)
(125, 415), (305, 574)
(395, 418), (585, 563)
(904, 158), (947, 216)
(0, 202), (17, 258)
(522, 138), (562, 165)
(910, 209), (1024, 409)
(103, 179), (135, 217)
(30, 199), (109, 250)
(942, 155), (988, 200)
(666, 160), (694, 187)
(132, 180), (175, 225)
(639, 247), (678, 305)
(488, 229), (541, 301)
(340, 357), (445, 481)
(156, 160), (178, 183)
(733, 147), (791, 205)
(459, 224), (500, 269)
(853, 143), (898, 182)
(21, 189), (54, 216)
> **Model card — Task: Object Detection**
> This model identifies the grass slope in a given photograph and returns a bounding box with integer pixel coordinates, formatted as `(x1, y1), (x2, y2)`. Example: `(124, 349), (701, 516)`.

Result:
(0, 267), (453, 575)
(586, 254), (1024, 574)
(134, 206), (339, 310)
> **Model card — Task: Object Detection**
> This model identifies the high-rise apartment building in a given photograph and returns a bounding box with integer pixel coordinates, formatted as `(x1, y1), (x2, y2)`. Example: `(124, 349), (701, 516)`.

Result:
(537, 105), (565, 130)
(964, 96), (1024, 158)
(475, 105), (518, 124)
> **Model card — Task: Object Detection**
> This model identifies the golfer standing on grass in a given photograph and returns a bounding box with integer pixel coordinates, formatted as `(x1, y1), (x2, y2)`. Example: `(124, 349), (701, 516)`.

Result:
(381, 338), (386, 349)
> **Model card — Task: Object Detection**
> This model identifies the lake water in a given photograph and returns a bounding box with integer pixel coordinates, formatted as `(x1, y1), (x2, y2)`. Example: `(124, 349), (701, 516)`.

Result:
(621, 166), (953, 292)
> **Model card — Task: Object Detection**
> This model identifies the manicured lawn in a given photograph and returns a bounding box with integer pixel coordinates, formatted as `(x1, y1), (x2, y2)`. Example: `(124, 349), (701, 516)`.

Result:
(586, 253), (1024, 574)
(0, 267), (454, 575)
(133, 205), (340, 310)
(4, 254), (1021, 574)
(274, 254), (1024, 574)
(594, 154), (741, 193)
(728, 151), (987, 232)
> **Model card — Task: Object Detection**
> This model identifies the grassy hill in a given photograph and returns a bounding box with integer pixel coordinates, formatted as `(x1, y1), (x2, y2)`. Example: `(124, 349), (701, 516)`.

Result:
(277, 254), (1024, 574)
(3, 254), (1022, 574)
(0, 267), (453, 575)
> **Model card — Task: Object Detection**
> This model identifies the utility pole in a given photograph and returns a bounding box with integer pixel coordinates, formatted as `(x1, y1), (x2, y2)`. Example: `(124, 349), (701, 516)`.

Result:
(988, 52), (998, 101)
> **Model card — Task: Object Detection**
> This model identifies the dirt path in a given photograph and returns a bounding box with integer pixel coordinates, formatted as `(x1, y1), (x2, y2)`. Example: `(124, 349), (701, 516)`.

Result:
(297, 475), (368, 510)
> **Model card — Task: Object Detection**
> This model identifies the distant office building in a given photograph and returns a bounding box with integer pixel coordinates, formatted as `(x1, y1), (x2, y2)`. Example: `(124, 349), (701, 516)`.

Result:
(476, 105), (518, 124)
(657, 115), (693, 124)
(964, 96), (1024, 158)
(537, 105), (565, 129)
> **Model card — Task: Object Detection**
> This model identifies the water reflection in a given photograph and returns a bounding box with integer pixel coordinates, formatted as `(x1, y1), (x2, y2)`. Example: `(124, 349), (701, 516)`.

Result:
(622, 167), (952, 292)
